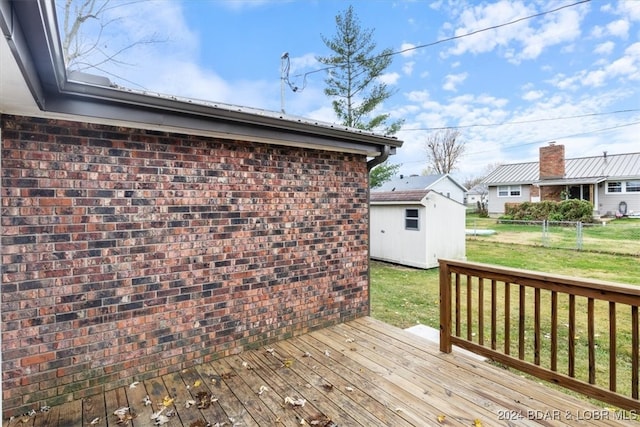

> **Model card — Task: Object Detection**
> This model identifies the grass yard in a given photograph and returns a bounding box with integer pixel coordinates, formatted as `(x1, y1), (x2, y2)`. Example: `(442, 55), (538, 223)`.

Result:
(370, 240), (640, 329)
(370, 218), (640, 407)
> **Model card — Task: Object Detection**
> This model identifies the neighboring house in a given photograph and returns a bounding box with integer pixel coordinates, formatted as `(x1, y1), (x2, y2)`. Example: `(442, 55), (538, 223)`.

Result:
(483, 143), (640, 217)
(0, 2), (403, 418)
(465, 183), (488, 209)
(374, 173), (467, 204)
(370, 190), (466, 269)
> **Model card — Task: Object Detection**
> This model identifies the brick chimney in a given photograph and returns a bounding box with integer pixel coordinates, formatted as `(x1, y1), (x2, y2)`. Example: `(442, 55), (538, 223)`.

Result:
(539, 142), (565, 180)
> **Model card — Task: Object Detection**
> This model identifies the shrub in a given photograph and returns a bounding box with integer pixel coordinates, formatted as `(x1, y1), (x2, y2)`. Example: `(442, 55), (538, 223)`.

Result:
(499, 200), (593, 222)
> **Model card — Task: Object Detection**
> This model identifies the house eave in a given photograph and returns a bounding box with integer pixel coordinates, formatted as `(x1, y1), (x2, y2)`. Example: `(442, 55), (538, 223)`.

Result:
(0, 0), (402, 157)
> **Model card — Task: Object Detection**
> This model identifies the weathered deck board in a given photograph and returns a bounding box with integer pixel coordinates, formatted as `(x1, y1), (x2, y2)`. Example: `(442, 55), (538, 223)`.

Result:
(3, 317), (632, 427)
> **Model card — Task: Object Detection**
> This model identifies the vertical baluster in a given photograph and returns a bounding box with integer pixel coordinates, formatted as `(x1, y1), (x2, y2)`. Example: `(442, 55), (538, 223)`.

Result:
(455, 274), (460, 337)
(505, 283), (510, 355)
(478, 278), (484, 346)
(588, 298), (595, 384)
(609, 301), (616, 392)
(491, 279), (497, 350)
(551, 291), (558, 372)
(519, 284), (525, 360)
(632, 305), (639, 399)
(534, 288), (541, 365)
(467, 275), (473, 341)
(569, 294), (576, 377)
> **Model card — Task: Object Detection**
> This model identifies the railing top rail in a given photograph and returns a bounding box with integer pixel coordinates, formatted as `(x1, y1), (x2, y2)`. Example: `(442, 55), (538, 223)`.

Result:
(439, 258), (640, 299)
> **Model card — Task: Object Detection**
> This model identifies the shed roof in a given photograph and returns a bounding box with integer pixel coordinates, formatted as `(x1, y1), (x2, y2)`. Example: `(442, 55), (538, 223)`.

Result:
(370, 190), (430, 203)
(483, 152), (640, 185)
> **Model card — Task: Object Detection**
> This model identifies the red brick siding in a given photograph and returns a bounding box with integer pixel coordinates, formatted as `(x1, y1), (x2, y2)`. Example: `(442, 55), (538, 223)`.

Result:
(1, 114), (370, 417)
(539, 143), (565, 180)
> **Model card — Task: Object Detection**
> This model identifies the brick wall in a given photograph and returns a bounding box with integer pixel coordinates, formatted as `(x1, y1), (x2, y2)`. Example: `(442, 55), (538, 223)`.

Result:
(1, 114), (370, 417)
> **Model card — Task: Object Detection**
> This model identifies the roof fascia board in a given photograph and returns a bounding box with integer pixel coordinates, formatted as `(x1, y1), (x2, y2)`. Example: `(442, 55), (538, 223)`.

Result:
(0, 0), (47, 108)
(44, 94), (384, 155)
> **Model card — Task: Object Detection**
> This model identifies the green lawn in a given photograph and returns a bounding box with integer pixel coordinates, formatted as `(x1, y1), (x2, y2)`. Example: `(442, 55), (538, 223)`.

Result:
(370, 224), (640, 408)
(371, 239), (640, 329)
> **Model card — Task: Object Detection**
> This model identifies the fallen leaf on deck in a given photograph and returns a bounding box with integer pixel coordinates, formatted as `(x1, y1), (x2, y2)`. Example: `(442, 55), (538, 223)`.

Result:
(154, 414), (170, 425)
(241, 361), (251, 369)
(257, 385), (269, 395)
(151, 407), (165, 420)
(284, 396), (307, 407)
(302, 351), (311, 357)
(265, 347), (275, 354)
(193, 379), (202, 387)
(162, 396), (174, 407)
(196, 391), (212, 409)
(185, 399), (196, 408)
(324, 350), (331, 356)
(40, 406), (50, 412)
(345, 338), (354, 343)
(143, 395), (152, 406)
(345, 386), (354, 392)
(473, 419), (483, 427)
(437, 414), (446, 423)
(322, 383), (334, 391)
(283, 358), (294, 368)
(113, 407), (130, 417)
(129, 381), (140, 389)
(90, 417), (100, 425)
(190, 420), (209, 427)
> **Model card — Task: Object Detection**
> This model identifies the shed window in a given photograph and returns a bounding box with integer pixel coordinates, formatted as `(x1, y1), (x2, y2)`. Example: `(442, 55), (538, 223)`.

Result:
(498, 185), (521, 197)
(607, 182), (622, 193)
(626, 181), (640, 192)
(405, 209), (419, 230)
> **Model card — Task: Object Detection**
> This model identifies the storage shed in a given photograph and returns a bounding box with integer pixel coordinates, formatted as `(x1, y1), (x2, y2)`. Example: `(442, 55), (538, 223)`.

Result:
(370, 190), (466, 269)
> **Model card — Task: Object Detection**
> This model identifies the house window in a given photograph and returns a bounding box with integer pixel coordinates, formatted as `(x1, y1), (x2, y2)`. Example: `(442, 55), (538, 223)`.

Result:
(405, 209), (419, 230)
(607, 182), (622, 193)
(498, 185), (521, 197)
(626, 181), (640, 192)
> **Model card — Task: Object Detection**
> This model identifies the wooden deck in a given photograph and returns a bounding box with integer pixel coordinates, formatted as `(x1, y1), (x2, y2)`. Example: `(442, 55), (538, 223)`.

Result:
(5, 317), (633, 427)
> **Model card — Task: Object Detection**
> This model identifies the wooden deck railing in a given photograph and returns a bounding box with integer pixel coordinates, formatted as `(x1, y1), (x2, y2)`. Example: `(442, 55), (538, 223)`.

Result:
(439, 259), (640, 411)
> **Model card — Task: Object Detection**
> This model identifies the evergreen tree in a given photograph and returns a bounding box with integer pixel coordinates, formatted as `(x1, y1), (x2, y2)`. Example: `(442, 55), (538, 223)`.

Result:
(317, 5), (402, 135)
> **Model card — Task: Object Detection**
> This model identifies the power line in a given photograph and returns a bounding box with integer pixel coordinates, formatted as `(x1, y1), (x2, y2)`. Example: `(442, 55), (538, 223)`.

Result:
(399, 109), (640, 132)
(397, 120), (640, 164)
(283, 0), (591, 93)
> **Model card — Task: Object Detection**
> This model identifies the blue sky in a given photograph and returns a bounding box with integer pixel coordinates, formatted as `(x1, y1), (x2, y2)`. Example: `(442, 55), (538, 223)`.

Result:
(58, 0), (640, 181)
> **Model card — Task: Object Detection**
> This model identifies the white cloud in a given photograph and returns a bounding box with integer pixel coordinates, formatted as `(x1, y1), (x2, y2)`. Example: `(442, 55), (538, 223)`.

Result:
(443, 72), (468, 92)
(594, 41), (615, 55)
(522, 90), (544, 101)
(606, 19), (630, 38)
(400, 43), (417, 57)
(402, 61), (415, 76)
(380, 72), (401, 85)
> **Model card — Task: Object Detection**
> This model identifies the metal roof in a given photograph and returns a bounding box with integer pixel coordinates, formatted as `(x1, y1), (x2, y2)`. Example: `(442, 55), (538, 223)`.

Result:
(370, 190), (430, 203)
(373, 173), (467, 192)
(483, 152), (640, 185)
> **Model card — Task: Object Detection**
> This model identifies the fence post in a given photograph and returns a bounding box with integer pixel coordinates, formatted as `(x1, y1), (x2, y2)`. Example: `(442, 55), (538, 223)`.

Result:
(439, 260), (453, 353)
(576, 221), (583, 250)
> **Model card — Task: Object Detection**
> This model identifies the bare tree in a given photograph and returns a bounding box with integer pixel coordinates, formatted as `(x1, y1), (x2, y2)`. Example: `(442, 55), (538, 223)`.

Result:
(60, 0), (163, 85)
(424, 129), (465, 174)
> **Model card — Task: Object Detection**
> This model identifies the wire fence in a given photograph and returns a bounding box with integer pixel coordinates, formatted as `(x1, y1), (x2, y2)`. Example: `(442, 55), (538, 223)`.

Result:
(467, 219), (640, 255)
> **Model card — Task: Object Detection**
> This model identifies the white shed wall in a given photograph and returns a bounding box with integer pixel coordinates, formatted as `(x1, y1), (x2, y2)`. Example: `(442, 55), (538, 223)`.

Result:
(370, 204), (428, 268)
(370, 193), (466, 269)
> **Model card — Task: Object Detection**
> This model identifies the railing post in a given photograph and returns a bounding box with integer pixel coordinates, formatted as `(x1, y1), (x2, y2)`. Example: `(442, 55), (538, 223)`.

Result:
(439, 260), (452, 353)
